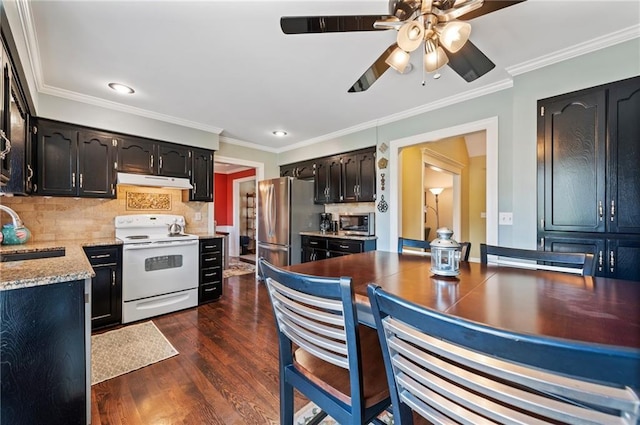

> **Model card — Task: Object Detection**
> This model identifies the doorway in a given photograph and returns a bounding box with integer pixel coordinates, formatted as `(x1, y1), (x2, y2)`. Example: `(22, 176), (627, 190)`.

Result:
(390, 117), (498, 260)
(214, 155), (265, 264)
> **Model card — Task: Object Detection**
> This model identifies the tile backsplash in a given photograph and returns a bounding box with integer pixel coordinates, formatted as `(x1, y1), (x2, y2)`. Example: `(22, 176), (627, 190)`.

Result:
(0, 185), (210, 242)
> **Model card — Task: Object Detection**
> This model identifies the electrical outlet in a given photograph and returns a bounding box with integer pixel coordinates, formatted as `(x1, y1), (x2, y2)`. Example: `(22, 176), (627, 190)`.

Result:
(499, 212), (513, 225)
(195, 212), (202, 221)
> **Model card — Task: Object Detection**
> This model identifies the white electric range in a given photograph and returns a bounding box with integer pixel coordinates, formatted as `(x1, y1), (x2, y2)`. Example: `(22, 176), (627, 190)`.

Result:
(115, 214), (199, 323)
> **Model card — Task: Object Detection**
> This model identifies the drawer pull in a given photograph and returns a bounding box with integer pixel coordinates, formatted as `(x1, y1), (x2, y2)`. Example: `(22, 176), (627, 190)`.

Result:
(91, 254), (111, 259)
(310, 241), (319, 245)
(204, 245), (217, 249)
(204, 273), (216, 277)
(204, 287), (217, 293)
(339, 245), (349, 249)
(204, 257), (217, 262)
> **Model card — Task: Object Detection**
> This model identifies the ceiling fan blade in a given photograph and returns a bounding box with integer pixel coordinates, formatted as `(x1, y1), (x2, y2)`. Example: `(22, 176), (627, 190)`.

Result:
(458, 0), (526, 21)
(348, 44), (397, 93)
(281, 15), (393, 34)
(445, 40), (495, 82)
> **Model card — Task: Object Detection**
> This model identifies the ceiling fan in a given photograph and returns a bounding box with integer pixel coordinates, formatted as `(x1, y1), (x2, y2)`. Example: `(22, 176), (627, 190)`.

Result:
(281, 0), (525, 92)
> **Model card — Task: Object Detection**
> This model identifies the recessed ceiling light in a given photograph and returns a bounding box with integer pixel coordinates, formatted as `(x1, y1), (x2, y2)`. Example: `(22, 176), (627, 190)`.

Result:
(272, 130), (288, 137)
(108, 83), (135, 94)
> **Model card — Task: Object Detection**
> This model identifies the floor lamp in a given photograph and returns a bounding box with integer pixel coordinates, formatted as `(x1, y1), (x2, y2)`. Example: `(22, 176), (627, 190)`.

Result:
(428, 187), (444, 230)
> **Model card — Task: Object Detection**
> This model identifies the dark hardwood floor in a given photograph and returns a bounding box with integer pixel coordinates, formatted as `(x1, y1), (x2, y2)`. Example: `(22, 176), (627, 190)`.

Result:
(91, 274), (307, 425)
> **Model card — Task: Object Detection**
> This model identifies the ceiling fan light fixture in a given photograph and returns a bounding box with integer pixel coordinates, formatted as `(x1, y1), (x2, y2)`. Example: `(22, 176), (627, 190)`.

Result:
(385, 47), (411, 73)
(424, 39), (449, 72)
(397, 21), (424, 52)
(436, 21), (471, 53)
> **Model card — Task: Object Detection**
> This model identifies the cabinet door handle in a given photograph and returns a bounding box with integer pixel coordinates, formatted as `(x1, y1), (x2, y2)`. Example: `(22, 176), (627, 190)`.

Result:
(539, 237), (544, 248)
(111, 270), (116, 286)
(79, 173), (83, 188)
(610, 200), (615, 222)
(72, 172), (76, 188)
(610, 250), (615, 273)
(193, 182), (197, 193)
(0, 130), (11, 159)
(598, 201), (603, 221)
(159, 156), (163, 170)
(598, 250), (603, 272)
(150, 155), (154, 169)
(26, 164), (33, 182)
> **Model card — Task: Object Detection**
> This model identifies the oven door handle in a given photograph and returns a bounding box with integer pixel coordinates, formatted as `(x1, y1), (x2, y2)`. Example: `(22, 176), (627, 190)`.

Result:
(123, 240), (199, 250)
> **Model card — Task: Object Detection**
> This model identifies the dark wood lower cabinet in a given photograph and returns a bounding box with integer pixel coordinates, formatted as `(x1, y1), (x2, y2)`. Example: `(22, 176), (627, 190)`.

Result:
(84, 245), (122, 329)
(544, 234), (640, 281)
(301, 234), (376, 263)
(0, 280), (88, 425)
(199, 237), (224, 303)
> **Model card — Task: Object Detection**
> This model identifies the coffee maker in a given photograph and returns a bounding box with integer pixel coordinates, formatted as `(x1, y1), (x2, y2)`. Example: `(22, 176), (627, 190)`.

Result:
(319, 213), (332, 233)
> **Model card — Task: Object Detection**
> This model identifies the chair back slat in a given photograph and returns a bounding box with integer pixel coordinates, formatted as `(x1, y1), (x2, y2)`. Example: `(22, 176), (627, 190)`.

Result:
(267, 277), (349, 369)
(399, 237), (471, 262)
(480, 243), (596, 276)
(398, 237), (431, 254)
(369, 285), (640, 425)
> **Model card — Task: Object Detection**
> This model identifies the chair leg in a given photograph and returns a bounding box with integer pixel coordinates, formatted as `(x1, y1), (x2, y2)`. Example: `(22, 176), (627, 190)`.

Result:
(280, 380), (294, 425)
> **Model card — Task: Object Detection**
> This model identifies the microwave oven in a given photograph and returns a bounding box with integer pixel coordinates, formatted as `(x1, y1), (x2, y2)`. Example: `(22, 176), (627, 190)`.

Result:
(338, 212), (375, 236)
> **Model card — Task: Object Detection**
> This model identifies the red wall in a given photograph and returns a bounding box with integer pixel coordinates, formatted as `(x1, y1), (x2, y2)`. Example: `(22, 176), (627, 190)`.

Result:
(214, 169), (256, 226)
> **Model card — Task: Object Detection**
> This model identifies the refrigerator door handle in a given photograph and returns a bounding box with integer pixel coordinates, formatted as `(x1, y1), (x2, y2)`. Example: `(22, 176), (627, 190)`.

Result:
(258, 242), (289, 252)
(269, 183), (276, 238)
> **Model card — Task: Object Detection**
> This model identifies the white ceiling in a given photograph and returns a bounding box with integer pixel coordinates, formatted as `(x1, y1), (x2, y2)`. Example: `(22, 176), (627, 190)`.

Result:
(18, 0), (640, 152)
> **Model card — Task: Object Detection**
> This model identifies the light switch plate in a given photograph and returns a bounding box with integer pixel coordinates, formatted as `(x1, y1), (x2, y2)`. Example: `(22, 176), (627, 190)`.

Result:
(195, 212), (202, 221)
(499, 212), (513, 225)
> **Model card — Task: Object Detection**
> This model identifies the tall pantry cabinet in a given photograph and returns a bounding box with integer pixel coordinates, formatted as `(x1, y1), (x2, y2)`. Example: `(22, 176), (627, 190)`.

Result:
(537, 76), (640, 281)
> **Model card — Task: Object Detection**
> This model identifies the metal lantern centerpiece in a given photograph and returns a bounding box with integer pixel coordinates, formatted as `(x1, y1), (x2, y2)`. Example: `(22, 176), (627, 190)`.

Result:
(430, 227), (461, 277)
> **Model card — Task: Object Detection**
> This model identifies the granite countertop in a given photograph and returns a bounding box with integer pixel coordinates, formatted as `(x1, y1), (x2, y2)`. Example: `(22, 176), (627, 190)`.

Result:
(190, 232), (228, 239)
(300, 231), (378, 241)
(0, 237), (122, 292)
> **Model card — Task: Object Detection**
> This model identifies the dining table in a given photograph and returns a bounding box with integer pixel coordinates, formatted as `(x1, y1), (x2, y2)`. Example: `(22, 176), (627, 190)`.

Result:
(286, 250), (640, 386)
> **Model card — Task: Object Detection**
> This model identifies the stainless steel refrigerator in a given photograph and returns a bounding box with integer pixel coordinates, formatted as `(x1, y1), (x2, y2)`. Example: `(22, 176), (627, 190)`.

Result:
(257, 177), (322, 267)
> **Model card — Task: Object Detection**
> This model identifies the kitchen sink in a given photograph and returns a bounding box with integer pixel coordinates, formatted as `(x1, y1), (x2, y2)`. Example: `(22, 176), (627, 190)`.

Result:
(0, 247), (66, 262)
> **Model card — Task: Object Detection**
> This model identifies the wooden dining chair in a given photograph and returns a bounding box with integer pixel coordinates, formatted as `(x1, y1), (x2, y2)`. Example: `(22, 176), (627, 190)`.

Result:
(367, 284), (640, 425)
(397, 237), (431, 255)
(480, 243), (596, 276)
(399, 238), (471, 262)
(258, 258), (391, 425)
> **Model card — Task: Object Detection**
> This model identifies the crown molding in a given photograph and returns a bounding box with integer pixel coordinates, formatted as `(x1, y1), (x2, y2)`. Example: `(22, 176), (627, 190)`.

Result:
(40, 84), (223, 134)
(15, 0), (44, 91)
(506, 25), (640, 76)
(219, 136), (279, 153)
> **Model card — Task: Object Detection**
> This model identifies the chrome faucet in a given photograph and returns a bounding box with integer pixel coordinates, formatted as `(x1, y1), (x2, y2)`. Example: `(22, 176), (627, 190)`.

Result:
(0, 204), (24, 228)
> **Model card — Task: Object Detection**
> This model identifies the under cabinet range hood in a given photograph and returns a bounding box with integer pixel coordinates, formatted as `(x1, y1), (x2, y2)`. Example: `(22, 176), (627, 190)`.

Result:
(117, 172), (193, 189)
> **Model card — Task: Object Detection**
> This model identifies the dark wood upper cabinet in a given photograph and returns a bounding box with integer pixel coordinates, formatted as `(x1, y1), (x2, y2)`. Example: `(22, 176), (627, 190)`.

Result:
(33, 120), (116, 198)
(538, 76), (640, 280)
(342, 150), (376, 202)
(158, 143), (190, 178)
(117, 137), (155, 175)
(607, 78), (640, 235)
(314, 156), (341, 204)
(187, 148), (214, 202)
(0, 41), (10, 185)
(34, 120), (78, 196)
(117, 138), (191, 178)
(540, 88), (606, 233)
(78, 130), (116, 198)
(287, 147), (377, 204)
